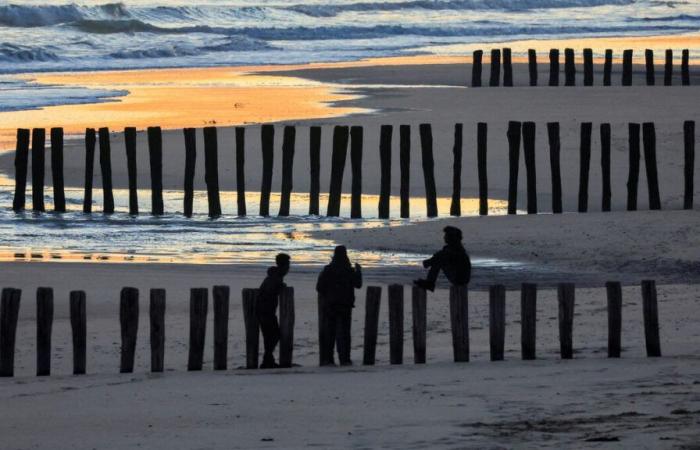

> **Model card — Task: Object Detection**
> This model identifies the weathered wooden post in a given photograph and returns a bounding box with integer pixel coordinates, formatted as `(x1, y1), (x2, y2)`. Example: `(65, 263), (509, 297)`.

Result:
(83, 128), (96, 214)
(420, 124), (438, 217)
(363, 286), (382, 366)
(564, 48), (576, 86)
(449, 285), (469, 362)
(183, 128), (196, 218)
(642, 122), (661, 210)
(601, 123), (612, 212)
(528, 49), (538, 86)
(548, 122), (563, 213)
(279, 286), (295, 368)
(451, 123), (463, 217)
(557, 283), (575, 360)
(203, 126), (222, 218)
(664, 49), (673, 86)
(147, 126), (165, 216)
(490, 49), (501, 87)
(70, 290), (86, 375)
(641, 280), (661, 357)
(521, 283), (537, 360)
(681, 49), (690, 86)
(236, 127), (247, 216)
(507, 121), (522, 214)
(278, 126), (296, 217)
(477, 122), (488, 216)
(645, 49), (655, 86)
(605, 281), (622, 358)
(242, 288), (259, 369)
(309, 126), (321, 215)
(327, 125), (349, 217)
(36, 287), (53, 376)
(12, 128), (30, 212)
(472, 50), (483, 87)
(350, 125), (363, 219)
(522, 121), (537, 214)
(124, 127), (139, 215)
(260, 124), (274, 217)
(412, 286), (427, 364)
(0, 288), (21, 377)
(603, 49), (613, 86)
(32, 128), (46, 212)
(622, 49), (633, 86)
(583, 48), (593, 86)
(684, 121), (695, 210)
(188, 288), (208, 371)
(50, 127), (66, 212)
(489, 285), (506, 361)
(503, 48), (513, 87)
(627, 123), (641, 211)
(378, 125), (392, 219)
(119, 287), (139, 373)
(98, 127), (115, 214)
(400, 125), (410, 218)
(149, 288), (165, 373)
(388, 284), (404, 365)
(213, 285), (229, 371)
(578, 122), (592, 213)
(549, 49), (560, 86)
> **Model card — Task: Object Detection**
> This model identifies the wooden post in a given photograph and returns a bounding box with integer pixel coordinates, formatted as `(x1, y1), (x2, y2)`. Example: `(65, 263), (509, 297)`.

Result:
(362, 286), (381, 366)
(449, 285), (469, 362)
(183, 128), (196, 218)
(0, 288), (21, 377)
(188, 288), (208, 371)
(279, 126), (296, 217)
(411, 286), (427, 364)
(124, 127), (138, 215)
(350, 125), (363, 219)
(489, 285), (506, 361)
(664, 49), (673, 86)
(420, 124), (438, 217)
(472, 50), (483, 87)
(528, 49), (538, 86)
(147, 126), (164, 216)
(522, 121), (537, 214)
(318, 293), (329, 366)
(327, 125), (350, 217)
(12, 128), (30, 212)
(507, 121), (522, 215)
(605, 281), (622, 358)
(564, 48), (576, 86)
(684, 121), (695, 210)
(451, 123), (463, 217)
(213, 285), (230, 371)
(83, 128), (96, 214)
(98, 127), (115, 214)
(557, 283), (575, 359)
(549, 49), (560, 86)
(203, 126), (222, 218)
(503, 48), (513, 87)
(583, 48), (593, 86)
(641, 280), (661, 357)
(627, 123), (641, 211)
(260, 124), (274, 217)
(36, 287), (53, 376)
(378, 125), (392, 219)
(601, 123), (612, 212)
(477, 123), (488, 216)
(31, 128), (46, 212)
(642, 122), (661, 210)
(520, 283), (537, 360)
(70, 291), (87, 375)
(682, 49), (690, 86)
(119, 287), (139, 373)
(548, 122), (563, 214)
(50, 127), (65, 212)
(279, 286), (295, 368)
(603, 49), (613, 86)
(388, 284), (404, 365)
(309, 126), (321, 215)
(236, 127), (247, 216)
(622, 49), (633, 86)
(400, 125), (410, 218)
(149, 288), (165, 373)
(489, 49), (501, 86)
(242, 288), (259, 369)
(645, 49), (655, 86)
(578, 122), (592, 213)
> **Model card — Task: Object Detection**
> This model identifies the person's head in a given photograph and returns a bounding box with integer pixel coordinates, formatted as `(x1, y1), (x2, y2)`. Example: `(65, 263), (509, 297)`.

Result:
(331, 245), (351, 267)
(443, 226), (463, 245)
(275, 253), (291, 276)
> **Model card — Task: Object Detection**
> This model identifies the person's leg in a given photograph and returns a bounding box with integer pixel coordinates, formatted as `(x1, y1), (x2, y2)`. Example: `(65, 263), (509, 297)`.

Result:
(415, 250), (447, 291)
(259, 314), (280, 368)
(322, 308), (337, 365)
(338, 309), (352, 365)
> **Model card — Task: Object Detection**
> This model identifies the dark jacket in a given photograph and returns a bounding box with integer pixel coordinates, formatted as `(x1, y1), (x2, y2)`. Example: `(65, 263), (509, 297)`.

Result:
(257, 266), (286, 316)
(316, 263), (362, 310)
(427, 243), (471, 286)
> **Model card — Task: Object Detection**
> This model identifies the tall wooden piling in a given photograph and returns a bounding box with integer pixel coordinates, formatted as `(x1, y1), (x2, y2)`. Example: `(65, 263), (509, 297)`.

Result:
(583, 48), (593, 86)
(12, 128), (30, 212)
(503, 48), (513, 87)
(0, 288), (21, 377)
(642, 122), (661, 210)
(578, 122), (592, 213)
(147, 126), (164, 216)
(149, 288), (165, 373)
(489, 285), (506, 361)
(451, 123), (463, 217)
(557, 283), (575, 360)
(521, 283), (537, 360)
(472, 50), (483, 87)
(350, 126), (363, 219)
(684, 121), (695, 210)
(564, 48), (576, 86)
(188, 288), (208, 371)
(627, 123), (641, 211)
(83, 128), (96, 213)
(309, 126), (321, 215)
(327, 125), (350, 217)
(36, 287), (53, 376)
(213, 286), (230, 371)
(183, 128), (196, 218)
(490, 49), (501, 87)
(603, 49), (613, 86)
(125, 127), (139, 215)
(203, 126), (222, 218)
(378, 125), (392, 219)
(522, 121), (537, 214)
(279, 287), (295, 368)
(645, 49), (655, 86)
(449, 285), (469, 362)
(388, 284), (404, 365)
(477, 123), (488, 216)
(548, 122), (563, 214)
(236, 127), (247, 216)
(242, 288), (259, 369)
(50, 127), (66, 212)
(70, 290), (86, 375)
(549, 49), (560, 86)
(682, 49), (690, 86)
(400, 125), (411, 218)
(420, 124), (438, 217)
(622, 49), (633, 86)
(279, 126), (296, 217)
(119, 287), (139, 373)
(528, 49), (538, 86)
(260, 125), (274, 217)
(641, 280), (661, 357)
(605, 281), (622, 358)
(31, 128), (46, 212)
(664, 49), (673, 86)
(507, 121), (522, 215)
(98, 128), (115, 214)
(412, 286), (427, 364)
(362, 286), (382, 366)
(601, 123), (612, 212)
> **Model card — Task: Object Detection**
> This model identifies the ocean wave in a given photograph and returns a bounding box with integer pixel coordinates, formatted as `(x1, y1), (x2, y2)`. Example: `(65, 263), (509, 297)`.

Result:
(109, 36), (272, 59)
(0, 3), (128, 27)
(637, 14), (700, 22)
(0, 43), (59, 62)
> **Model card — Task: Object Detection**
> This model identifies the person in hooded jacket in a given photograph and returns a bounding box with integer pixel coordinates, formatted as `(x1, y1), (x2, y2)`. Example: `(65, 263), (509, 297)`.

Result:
(316, 246), (362, 366)
(414, 226), (471, 292)
(256, 253), (291, 369)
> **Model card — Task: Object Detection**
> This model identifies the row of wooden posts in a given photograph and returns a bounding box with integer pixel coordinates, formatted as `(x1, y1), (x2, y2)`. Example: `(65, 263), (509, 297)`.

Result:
(472, 48), (692, 87)
(0, 280), (662, 377)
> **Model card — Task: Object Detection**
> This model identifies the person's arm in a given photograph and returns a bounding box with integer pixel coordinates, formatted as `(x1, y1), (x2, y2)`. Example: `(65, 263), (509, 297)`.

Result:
(353, 263), (363, 288)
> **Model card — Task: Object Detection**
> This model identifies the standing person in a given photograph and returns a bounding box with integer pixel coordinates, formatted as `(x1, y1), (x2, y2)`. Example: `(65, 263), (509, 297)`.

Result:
(256, 253), (291, 369)
(316, 246), (362, 366)
(414, 226), (471, 292)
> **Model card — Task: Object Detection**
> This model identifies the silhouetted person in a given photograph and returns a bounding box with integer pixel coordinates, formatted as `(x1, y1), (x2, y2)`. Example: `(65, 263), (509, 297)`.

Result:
(414, 226), (471, 292)
(257, 253), (291, 368)
(316, 246), (362, 366)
